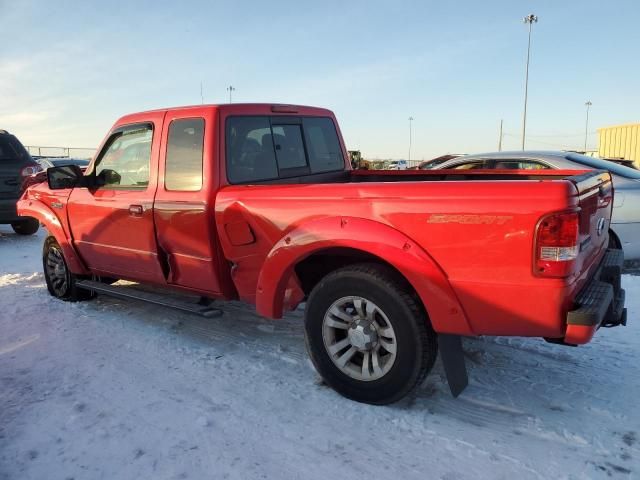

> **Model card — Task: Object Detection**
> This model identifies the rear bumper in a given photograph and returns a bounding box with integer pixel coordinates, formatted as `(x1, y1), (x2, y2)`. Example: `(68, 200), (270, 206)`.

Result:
(564, 249), (627, 344)
(0, 198), (21, 223)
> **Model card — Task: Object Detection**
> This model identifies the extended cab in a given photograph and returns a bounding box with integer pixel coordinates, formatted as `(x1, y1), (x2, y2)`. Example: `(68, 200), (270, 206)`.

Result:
(19, 104), (626, 404)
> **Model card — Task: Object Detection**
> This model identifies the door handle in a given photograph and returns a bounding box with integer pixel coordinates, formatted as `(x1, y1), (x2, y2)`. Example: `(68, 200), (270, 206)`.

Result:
(128, 204), (143, 216)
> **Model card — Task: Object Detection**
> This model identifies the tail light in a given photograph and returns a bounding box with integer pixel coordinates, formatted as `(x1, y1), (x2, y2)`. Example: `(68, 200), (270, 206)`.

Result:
(21, 165), (42, 177)
(535, 211), (579, 278)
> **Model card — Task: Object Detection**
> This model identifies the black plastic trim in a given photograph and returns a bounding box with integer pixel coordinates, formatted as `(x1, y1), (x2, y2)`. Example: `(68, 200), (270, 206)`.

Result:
(567, 249), (626, 327)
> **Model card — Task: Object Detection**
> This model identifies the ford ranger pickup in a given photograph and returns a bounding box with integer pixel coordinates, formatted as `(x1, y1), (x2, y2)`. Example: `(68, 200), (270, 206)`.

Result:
(18, 104), (627, 404)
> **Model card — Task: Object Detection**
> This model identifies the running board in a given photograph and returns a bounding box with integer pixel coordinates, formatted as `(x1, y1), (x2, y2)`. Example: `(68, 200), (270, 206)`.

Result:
(76, 280), (223, 318)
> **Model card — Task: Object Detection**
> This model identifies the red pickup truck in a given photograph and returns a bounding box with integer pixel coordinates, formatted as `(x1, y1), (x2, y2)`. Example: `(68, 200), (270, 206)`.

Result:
(18, 103), (626, 404)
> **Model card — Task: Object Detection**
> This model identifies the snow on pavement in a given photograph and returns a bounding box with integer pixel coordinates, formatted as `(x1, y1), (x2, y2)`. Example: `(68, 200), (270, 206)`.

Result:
(1, 226), (639, 479)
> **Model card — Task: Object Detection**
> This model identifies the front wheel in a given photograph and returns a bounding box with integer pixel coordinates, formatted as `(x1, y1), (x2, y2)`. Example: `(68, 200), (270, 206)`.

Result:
(43, 236), (94, 301)
(11, 217), (39, 235)
(304, 263), (438, 405)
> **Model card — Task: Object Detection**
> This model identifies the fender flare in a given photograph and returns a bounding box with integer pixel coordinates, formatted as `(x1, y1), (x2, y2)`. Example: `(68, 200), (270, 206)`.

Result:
(255, 216), (473, 335)
(17, 198), (89, 275)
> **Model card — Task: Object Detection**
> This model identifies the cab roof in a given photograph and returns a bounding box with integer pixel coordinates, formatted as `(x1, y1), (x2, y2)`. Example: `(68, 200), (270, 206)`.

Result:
(124, 103), (333, 116)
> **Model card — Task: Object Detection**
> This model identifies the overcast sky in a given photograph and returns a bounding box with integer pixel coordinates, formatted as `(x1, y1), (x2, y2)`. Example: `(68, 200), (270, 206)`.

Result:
(1, 0), (639, 159)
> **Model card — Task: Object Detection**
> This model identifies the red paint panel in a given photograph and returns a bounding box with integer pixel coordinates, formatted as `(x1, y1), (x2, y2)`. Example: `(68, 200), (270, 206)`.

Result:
(564, 324), (597, 345)
(17, 186), (89, 275)
(224, 221), (255, 246)
(153, 107), (232, 297)
(252, 216), (473, 335)
(215, 174), (607, 339)
(66, 110), (166, 283)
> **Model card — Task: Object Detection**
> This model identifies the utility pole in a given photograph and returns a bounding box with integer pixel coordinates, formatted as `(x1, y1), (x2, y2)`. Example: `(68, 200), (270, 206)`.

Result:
(498, 119), (504, 151)
(408, 116), (414, 162)
(521, 14), (538, 150)
(227, 85), (235, 103)
(584, 101), (592, 151)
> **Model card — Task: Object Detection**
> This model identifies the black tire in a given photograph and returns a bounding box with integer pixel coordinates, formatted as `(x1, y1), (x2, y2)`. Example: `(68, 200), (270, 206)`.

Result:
(42, 236), (94, 301)
(11, 217), (39, 235)
(304, 263), (438, 405)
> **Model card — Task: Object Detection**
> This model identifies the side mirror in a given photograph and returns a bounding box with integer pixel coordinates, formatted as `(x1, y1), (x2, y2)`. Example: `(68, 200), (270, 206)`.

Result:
(47, 165), (84, 190)
(95, 168), (121, 186)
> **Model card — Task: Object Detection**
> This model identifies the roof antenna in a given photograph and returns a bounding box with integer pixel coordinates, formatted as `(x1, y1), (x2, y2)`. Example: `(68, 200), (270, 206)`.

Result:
(200, 81), (204, 104)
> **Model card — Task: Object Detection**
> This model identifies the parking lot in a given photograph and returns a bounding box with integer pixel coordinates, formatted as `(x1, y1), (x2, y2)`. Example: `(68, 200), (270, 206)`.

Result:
(1, 225), (638, 479)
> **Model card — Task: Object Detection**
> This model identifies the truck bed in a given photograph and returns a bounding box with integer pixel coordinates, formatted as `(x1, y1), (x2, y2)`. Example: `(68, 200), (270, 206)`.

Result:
(252, 167), (601, 185)
(350, 168), (598, 182)
(216, 168), (613, 339)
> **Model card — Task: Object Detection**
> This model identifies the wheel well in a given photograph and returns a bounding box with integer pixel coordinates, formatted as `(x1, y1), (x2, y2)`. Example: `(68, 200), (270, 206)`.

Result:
(294, 248), (421, 306)
(608, 229), (622, 249)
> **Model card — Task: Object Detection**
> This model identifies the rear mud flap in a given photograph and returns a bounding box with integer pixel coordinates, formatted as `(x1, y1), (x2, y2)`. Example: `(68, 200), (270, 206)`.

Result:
(437, 334), (468, 397)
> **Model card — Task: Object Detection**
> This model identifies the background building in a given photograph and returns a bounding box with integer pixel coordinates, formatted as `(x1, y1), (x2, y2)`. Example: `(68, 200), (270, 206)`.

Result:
(598, 123), (640, 167)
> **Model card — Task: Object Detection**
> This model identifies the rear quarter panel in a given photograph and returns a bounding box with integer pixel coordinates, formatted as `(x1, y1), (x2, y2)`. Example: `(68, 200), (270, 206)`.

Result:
(216, 178), (583, 338)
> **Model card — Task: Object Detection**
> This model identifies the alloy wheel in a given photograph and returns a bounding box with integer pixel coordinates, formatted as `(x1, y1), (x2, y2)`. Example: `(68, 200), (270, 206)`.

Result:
(45, 246), (69, 297)
(322, 296), (397, 381)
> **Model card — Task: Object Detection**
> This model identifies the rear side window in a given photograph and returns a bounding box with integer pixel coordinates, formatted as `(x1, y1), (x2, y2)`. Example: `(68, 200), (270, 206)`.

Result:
(302, 117), (344, 173)
(165, 118), (205, 191)
(226, 116), (344, 183)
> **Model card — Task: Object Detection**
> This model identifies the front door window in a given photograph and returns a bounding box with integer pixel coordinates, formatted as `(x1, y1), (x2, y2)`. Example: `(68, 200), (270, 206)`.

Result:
(95, 125), (152, 189)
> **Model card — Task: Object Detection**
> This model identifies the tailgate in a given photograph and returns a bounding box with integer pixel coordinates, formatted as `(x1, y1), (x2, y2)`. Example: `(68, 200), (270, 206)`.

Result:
(569, 170), (614, 278)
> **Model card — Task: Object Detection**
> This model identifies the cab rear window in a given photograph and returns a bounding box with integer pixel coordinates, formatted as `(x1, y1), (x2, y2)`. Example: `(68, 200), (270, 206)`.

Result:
(226, 116), (344, 184)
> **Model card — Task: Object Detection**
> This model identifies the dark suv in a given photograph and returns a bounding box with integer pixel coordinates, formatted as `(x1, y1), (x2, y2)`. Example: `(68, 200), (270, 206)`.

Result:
(0, 130), (41, 235)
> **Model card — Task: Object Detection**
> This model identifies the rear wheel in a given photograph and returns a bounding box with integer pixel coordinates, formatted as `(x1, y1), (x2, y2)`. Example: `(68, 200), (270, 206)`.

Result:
(43, 236), (94, 301)
(304, 263), (438, 405)
(11, 217), (39, 235)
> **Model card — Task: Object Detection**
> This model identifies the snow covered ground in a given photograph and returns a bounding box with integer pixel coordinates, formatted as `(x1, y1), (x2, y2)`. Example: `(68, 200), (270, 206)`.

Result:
(1, 226), (639, 480)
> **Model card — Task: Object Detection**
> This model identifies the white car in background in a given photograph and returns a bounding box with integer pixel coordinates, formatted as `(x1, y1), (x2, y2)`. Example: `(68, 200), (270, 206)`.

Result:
(386, 159), (408, 170)
(430, 151), (640, 261)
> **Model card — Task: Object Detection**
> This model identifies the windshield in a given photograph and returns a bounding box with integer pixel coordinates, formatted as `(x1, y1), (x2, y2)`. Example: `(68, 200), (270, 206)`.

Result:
(566, 153), (640, 179)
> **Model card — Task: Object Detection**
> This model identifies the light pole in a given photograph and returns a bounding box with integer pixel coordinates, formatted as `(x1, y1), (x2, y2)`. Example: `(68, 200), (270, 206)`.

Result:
(521, 13), (538, 150)
(227, 85), (235, 103)
(408, 116), (414, 162)
(584, 101), (592, 151)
